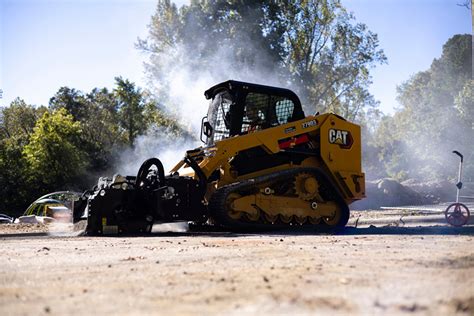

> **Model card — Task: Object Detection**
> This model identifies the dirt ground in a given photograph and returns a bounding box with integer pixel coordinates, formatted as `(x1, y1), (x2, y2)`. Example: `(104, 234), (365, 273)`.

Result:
(0, 209), (473, 315)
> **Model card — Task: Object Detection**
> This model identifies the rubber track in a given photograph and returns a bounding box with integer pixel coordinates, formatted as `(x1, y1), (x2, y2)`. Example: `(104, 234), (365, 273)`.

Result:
(208, 167), (350, 231)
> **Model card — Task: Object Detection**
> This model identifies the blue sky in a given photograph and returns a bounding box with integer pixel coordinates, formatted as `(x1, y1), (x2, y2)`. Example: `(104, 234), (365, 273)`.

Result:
(0, 0), (471, 114)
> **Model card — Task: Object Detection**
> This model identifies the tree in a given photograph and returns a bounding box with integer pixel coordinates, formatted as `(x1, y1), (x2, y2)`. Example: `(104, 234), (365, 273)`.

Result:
(49, 86), (120, 173)
(0, 81), (186, 215)
(0, 98), (43, 214)
(0, 98), (43, 142)
(137, 0), (386, 123)
(143, 99), (191, 138)
(47, 80), (187, 174)
(114, 77), (147, 146)
(50, 87), (87, 121)
(138, 1), (281, 75)
(23, 108), (86, 191)
(373, 34), (473, 181)
(0, 138), (31, 216)
(81, 87), (123, 171)
(269, 1), (386, 120)
(455, 80), (474, 124)
(457, 0), (471, 10)
(0, 99), (46, 215)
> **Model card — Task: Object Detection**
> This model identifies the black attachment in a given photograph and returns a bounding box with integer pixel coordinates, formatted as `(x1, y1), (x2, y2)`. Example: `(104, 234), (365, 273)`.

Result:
(86, 188), (158, 235)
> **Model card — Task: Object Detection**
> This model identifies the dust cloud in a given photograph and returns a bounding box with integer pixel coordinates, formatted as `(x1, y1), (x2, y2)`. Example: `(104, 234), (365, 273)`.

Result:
(118, 19), (293, 176)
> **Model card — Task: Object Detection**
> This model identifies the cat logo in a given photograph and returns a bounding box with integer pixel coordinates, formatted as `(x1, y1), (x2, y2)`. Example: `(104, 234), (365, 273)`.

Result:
(328, 129), (353, 149)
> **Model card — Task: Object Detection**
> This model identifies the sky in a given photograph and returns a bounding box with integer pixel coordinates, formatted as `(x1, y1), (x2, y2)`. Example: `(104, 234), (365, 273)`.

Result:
(0, 0), (472, 114)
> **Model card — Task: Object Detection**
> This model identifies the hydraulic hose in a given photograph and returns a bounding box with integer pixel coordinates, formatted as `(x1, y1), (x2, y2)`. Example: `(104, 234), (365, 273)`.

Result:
(184, 154), (207, 195)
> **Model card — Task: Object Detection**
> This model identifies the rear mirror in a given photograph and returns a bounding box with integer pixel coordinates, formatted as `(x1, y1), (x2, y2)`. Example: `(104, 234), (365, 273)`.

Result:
(200, 116), (213, 143)
(203, 121), (213, 137)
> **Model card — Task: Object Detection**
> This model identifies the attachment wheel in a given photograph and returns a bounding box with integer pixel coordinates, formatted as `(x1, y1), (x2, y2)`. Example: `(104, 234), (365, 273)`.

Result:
(445, 203), (470, 227)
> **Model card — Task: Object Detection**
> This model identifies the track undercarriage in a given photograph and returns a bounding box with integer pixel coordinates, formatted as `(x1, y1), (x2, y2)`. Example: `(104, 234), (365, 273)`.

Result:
(209, 168), (349, 230)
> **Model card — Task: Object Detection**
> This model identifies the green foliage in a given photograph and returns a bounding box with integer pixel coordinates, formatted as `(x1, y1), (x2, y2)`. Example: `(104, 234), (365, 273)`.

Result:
(47, 80), (185, 175)
(49, 86), (119, 173)
(143, 100), (191, 138)
(0, 98), (44, 143)
(0, 78), (186, 216)
(143, 0), (281, 70)
(137, 0), (386, 122)
(50, 87), (87, 121)
(81, 87), (123, 171)
(0, 132), (32, 216)
(455, 79), (474, 124)
(272, 1), (386, 121)
(0, 100), (46, 215)
(23, 108), (86, 191)
(372, 34), (473, 181)
(114, 77), (147, 145)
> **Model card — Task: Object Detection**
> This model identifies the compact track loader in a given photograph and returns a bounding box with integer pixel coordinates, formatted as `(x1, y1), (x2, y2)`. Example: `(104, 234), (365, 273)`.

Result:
(73, 80), (365, 234)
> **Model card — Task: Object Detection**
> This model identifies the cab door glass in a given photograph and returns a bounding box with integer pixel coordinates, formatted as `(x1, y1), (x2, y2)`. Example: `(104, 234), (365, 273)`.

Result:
(274, 98), (295, 124)
(242, 93), (295, 133)
(207, 91), (233, 143)
(242, 93), (269, 133)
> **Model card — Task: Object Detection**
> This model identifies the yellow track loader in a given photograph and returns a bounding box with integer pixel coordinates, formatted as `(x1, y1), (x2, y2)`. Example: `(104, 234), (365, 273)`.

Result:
(74, 80), (365, 234)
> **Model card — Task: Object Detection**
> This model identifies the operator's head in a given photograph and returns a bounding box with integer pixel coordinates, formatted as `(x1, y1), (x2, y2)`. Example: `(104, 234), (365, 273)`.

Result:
(246, 101), (260, 122)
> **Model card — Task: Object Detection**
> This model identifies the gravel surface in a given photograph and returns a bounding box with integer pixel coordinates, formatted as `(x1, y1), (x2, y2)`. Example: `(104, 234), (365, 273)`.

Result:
(0, 209), (473, 315)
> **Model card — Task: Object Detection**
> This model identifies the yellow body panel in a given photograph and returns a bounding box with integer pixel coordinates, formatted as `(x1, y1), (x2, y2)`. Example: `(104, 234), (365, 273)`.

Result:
(171, 113), (365, 206)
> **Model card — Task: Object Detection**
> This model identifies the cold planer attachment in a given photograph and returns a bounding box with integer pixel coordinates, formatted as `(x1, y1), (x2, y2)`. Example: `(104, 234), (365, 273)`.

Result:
(74, 80), (366, 234)
(75, 157), (209, 235)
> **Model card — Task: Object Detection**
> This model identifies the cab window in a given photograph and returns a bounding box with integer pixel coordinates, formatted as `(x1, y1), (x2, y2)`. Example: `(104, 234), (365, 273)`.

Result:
(242, 93), (295, 133)
(208, 91), (232, 143)
(274, 98), (295, 124)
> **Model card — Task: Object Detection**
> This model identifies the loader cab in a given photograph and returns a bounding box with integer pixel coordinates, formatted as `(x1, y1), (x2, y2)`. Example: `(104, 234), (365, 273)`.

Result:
(201, 80), (305, 145)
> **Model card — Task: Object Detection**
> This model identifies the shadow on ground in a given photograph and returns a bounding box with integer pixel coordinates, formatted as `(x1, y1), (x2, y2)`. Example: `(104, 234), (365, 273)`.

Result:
(1, 224), (473, 240)
(341, 225), (474, 236)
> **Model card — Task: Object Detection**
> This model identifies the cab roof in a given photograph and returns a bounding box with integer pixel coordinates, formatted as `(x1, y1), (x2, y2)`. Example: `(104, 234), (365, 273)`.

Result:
(204, 80), (302, 107)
